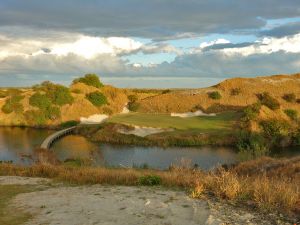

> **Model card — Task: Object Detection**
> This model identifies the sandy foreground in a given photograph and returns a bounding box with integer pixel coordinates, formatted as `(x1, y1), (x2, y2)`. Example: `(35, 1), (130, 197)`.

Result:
(0, 176), (283, 225)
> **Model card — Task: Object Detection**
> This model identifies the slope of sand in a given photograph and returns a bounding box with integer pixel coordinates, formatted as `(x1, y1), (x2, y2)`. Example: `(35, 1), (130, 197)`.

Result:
(1, 176), (279, 225)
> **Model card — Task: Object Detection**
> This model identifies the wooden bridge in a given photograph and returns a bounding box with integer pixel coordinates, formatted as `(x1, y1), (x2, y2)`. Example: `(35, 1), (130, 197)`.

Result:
(40, 126), (77, 149)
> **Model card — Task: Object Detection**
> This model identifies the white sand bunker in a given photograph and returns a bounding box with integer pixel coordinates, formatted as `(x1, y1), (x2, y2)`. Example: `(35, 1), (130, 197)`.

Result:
(80, 114), (108, 124)
(118, 126), (173, 137)
(171, 110), (216, 118)
(121, 105), (130, 114)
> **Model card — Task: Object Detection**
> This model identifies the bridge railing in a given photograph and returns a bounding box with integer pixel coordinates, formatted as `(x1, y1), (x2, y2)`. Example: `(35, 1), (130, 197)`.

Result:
(40, 126), (77, 149)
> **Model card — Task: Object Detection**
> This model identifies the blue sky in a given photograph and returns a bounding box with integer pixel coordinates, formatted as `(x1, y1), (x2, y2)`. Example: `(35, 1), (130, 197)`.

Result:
(0, 0), (300, 88)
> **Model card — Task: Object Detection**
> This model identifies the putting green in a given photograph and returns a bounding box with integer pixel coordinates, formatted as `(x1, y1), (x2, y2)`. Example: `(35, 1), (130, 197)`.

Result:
(108, 111), (239, 133)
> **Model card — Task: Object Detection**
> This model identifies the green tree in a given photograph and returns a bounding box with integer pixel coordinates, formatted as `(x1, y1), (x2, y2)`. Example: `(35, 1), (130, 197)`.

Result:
(86, 91), (108, 106)
(73, 74), (104, 88)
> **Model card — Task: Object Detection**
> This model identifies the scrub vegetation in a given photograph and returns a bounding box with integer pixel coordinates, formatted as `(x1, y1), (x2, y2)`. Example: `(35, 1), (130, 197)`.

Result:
(0, 156), (299, 220)
(73, 74), (104, 88)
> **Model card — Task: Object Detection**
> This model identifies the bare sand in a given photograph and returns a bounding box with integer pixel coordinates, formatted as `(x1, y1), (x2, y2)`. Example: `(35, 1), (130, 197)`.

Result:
(1, 176), (283, 225)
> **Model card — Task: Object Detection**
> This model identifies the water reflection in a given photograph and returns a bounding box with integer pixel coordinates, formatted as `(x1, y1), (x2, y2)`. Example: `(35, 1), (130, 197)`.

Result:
(0, 127), (298, 170)
(0, 127), (52, 165)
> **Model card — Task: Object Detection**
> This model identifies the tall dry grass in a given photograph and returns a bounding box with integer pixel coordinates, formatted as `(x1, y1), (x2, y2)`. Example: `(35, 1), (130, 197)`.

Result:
(0, 156), (299, 217)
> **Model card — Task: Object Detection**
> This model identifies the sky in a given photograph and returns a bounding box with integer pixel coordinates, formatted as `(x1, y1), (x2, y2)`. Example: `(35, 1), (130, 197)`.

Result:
(0, 0), (300, 88)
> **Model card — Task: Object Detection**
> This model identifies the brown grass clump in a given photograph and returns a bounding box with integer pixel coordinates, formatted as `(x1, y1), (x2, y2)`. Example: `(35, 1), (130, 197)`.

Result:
(205, 168), (241, 199)
(252, 176), (299, 212)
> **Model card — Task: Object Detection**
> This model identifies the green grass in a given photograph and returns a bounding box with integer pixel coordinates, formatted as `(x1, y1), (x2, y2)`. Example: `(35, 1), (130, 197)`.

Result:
(0, 185), (35, 225)
(109, 111), (239, 134)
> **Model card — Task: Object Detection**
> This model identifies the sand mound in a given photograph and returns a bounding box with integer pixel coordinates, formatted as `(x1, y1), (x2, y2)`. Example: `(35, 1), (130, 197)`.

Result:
(118, 125), (173, 137)
(171, 110), (216, 118)
(80, 114), (109, 124)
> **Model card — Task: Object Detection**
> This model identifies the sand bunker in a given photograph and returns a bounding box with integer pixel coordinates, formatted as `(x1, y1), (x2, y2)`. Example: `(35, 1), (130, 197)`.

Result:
(80, 114), (108, 124)
(121, 105), (130, 114)
(171, 110), (216, 118)
(118, 126), (173, 137)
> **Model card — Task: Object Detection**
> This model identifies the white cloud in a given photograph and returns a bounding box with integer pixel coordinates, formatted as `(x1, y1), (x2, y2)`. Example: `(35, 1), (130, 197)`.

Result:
(199, 38), (230, 49)
(222, 34), (300, 56)
(0, 34), (143, 60)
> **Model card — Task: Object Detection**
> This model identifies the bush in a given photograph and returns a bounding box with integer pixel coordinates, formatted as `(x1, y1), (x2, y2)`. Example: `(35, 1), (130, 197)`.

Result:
(1, 95), (24, 114)
(86, 91), (108, 106)
(208, 91), (222, 100)
(257, 92), (280, 110)
(39, 82), (74, 106)
(73, 74), (104, 88)
(260, 119), (290, 141)
(230, 88), (241, 96)
(60, 120), (79, 129)
(139, 175), (161, 186)
(29, 93), (51, 109)
(282, 93), (296, 103)
(25, 110), (47, 125)
(44, 106), (61, 120)
(243, 102), (261, 121)
(284, 109), (298, 121)
(0, 90), (7, 98)
(236, 131), (269, 161)
(128, 94), (138, 102)
(47, 85), (74, 106)
(128, 102), (140, 111)
(162, 89), (171, 94)
(71, 89), (81, 94)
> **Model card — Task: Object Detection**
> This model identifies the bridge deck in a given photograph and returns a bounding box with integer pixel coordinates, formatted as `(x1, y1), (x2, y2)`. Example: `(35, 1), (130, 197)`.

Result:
(40, 126), (77, 149)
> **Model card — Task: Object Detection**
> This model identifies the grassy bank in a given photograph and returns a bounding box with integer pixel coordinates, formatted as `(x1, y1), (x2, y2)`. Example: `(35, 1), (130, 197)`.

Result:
(0, 157), (299, 221)
(77, 111), (240, 147)
(76, 122), (237, 147)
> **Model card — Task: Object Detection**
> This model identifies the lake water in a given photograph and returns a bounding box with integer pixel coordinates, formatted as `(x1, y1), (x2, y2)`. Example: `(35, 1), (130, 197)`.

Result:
(0, 127), (298, 170)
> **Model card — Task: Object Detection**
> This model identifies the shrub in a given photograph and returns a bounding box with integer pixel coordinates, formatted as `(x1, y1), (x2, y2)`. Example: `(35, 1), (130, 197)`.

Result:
(282, 93), (296, 103)
(292, 128), (300, 145)
(73, 74), (104, 88)
(86, 91), (108, 106)
(208, 91), (222, 100)
(44, 106), (61, 120)
(47, 85), (73, 106)
(128, 94), (138, 102)
(257, 92), (280, 110)
(139, 175), (161, 186)
(25, 110), (47, 125)
(230, 88), (241, 96)
(128, 102), (140, 111)
(284, 109), (298, 121)
(260, 119), (290, 141)
(162, 89), (171, 94)
(29, 93), (51, 109)
(243, 102), (261, 121)
(236, 131), (269, 160)
(39, 82), (74, 106)
(0, 90), (7, 98)
(1, 95), (24, 114)
(60, 120), (79, 129)
(72, 89), (81, 94)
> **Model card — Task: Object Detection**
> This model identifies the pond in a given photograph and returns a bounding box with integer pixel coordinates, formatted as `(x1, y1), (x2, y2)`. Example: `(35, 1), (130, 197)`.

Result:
(0, 127), (298, 170)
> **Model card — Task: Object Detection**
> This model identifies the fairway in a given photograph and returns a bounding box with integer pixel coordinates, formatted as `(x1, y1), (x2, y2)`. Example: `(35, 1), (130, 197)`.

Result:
(109, 112), (239, 133)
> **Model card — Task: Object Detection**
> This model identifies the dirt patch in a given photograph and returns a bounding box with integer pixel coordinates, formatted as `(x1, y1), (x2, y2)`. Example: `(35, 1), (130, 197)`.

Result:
(0, 176), (50, 185)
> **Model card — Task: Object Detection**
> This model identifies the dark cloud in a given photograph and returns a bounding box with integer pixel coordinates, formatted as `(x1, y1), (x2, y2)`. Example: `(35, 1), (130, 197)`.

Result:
(259, 22), (300, 38)
(201, 42), (254, 52)
(0, 0), (299, 39)
(138, 51), (300, 78)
